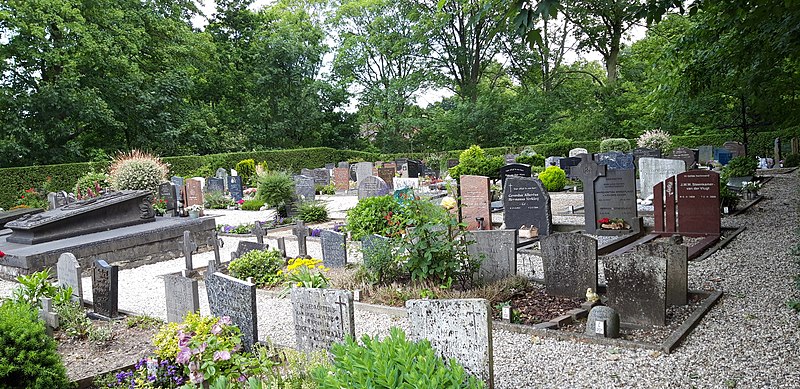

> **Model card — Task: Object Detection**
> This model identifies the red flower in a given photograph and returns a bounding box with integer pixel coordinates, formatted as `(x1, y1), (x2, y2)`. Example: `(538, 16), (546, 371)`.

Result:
(598, 218), (610, 224)
(0, 251), (5, 258)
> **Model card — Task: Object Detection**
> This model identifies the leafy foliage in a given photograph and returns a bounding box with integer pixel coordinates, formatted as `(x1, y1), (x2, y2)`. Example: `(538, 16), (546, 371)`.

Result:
(228, 249), (285, 287)
(448, 145), (504, 180)
(298, 201), (330, 223)
(108, 150), (169, 194)
(74, 171), (111, 199)
(637, 129), (672, 153)
(240, 199), (265, 211)
(256, 171), (295, 209)
(599, 138), (632, 152)
(235, 159), (256, 186)
(345, 195), (403, 240)
(538, 166), (567, 192)
(721, 156), (757, 181)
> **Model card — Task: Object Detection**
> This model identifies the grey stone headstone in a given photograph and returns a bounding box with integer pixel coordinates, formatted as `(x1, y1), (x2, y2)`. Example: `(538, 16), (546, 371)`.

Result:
(540, 233), (598, 298)
(361, 234), (389, 267)
(91, 259), (119, 319)
(569, 148), (589, 157)
(585, 306), (620, 338)
(697, 145), (714, 165)
(276, 237), (286, 258)
(406, 299), (494, 388)
(293, 175), (316, 203)
(604, 253), (667, 326)
(504, 154), (517, 164)
(183, 231), (198, 271)
(597, 152), (635, 170)
(357, 176), (390, 200)
(355, 162), (374, 183)
(570, 154), (607, 234)
(300, 168), (314, 177)
(206, 178), (224, 193)
(669, 147), (696, 169)
(312, 168), (330, 186)
(215, 167), (228, 180)
(467, 230), (517, 283)
(231, 241), (269, 261)
(722, 141), (745, 158)
(227, 176), (243, 201)
(320, 230), (347, 268)
(632, 242), (687, 306)
(57, 253), (83, 303)
(502, 177), (551, 234)
(205, 272), (258, 350)
(337, 161), (350, 169)
(252, 222), (266, 244)
(164, 274), (199, 323)
(39, 297), (59, 336)
(325, 163), (335, 170)
(293, 221), (310, 257)
(208, 230), (223, 267)
(639, 157), (685, 200)
(291, 288), (354, 352)
(47, 191), (69, 210)
(592, 168), (639, 236)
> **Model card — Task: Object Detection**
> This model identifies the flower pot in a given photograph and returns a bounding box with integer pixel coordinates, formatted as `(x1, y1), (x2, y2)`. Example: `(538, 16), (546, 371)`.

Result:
(189, 210), (200, 219)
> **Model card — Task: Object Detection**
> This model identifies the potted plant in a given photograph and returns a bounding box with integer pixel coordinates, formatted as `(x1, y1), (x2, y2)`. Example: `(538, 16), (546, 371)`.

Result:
(742, 181), (760, 200)
(152, 198), (167, 216)
(187, 204), (203, 219)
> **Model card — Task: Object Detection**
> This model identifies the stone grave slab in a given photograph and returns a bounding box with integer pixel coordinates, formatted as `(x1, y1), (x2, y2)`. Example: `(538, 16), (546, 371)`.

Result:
(333, 168), (350, 192)
(357, 176), (390, 200)
(604, 253), (667, 326)
(502, 176), (551, 235)
(498, 163), (532, 190)
(639, 157), (685, 200)
(337, 161), (350, 169)
(227, 176), (243, 201)
(466, 230), (517, 283)
(460, 175), (492, 230)
(0, 208), (44, 226)
(291, 288), (354, 352)
(320, 230), (347, 268)
(406, 299), (494, 388)
(294, 175), (316, 203)
(164, 274), (199, 323)
(91, 259), (119, 319)
(205, 271), (258, 350)
(312, 168), (330, 186)
(355, 162), (374, 183)
(57, 252), (83, 303)
(377, 167), (395, 189)
(540, 233), (598, 298)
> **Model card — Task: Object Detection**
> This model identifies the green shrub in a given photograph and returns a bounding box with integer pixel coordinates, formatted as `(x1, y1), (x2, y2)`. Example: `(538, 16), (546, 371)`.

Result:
(721, 156), (757, 180)
(360, 236), (405, 285)
(241, 199), (265, 211)
(14, 186), (49, 210)
(783, 153), (800, 168)
(0, 302), (71, 388)
(314, 328), (484, 389)
(298, 201), (329, 223)
(448, 145), (504, 179)
(74, 170), (111, 199)
(538, 166), (567, 192)
(316, 183), (336, 195)
(205, 191), (235, 209)
(599, 138), (632, 152)
(345, 195), (402, 240)
(256, 171), (295, 209)
(235, 159), (256, 186)
(636, 129), (672, 153)
(516, 154), (545, 166)
(9, 270), (72, 309)
(228, 249), (285, 287)
(108, 150), (169, 194)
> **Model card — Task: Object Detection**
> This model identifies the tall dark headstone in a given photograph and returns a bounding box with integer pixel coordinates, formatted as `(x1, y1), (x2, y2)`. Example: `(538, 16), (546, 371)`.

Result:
(498, 163), (532, 190)
(559, 157), (582, 177)
(722, 141), (746, 158)
(205, 271), (258, 350)
(159, 182), (178, 216)
(206, 178), (224, 193)
(502, 176), (551, 235)
(293, 220), (310, 257)
(669, 147), (696, 169)
(406, 160), (421, 178)
(185, 179), (204, 215)
(540, 233), (598, 298)
(675, 171), (720, 236)
(594, 154), (639, 235)
(227, 176), (243, 201)
(312, 168), (330, 186)
(570, 155), (607, 234)
(171, 176), (185, 203)
(91, 259), (119, 319)
(321, 230), (347, 268)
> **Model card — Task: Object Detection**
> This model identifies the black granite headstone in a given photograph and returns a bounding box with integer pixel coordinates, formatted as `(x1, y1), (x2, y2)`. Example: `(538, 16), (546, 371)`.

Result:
(159, 182), (178, 216)
(559, 157), (582, 177)
(206, 178), (224, 193)
(407, 160), (421, 178)
(669, 147), (696, 169)
(502, 176), (551, 235)
(227, 176), (243, 201)
(499, 163), (532, 190)
(91, 259), (119, 319)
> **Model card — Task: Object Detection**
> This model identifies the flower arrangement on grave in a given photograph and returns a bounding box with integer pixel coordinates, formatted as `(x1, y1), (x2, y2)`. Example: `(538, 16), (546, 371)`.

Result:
(742, 181), (761, 192)
(152, 198), (167, 215)
(187, 204), (203, 213)
(103, 357), (186, 388)
(279, 258), (330, 296)
(597, 217), (629, 230)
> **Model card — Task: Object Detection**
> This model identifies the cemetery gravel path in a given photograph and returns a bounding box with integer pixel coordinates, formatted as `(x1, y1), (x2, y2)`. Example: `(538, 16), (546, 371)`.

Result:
(0, 181), (798, 388)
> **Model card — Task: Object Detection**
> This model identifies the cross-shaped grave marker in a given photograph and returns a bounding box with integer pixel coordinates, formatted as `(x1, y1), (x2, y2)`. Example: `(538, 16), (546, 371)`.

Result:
(39, 297), (59, 336)
(292, 220), (310, 257)
(335, 295), (348, 333)
(570, 154), (607, 234)
(183, 230), (198, 271)
(251, 221), (266, 244)
(207, 230), (224, 267)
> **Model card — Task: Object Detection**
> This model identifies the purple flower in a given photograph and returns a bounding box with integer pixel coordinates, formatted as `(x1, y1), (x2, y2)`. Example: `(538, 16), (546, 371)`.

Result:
(176, 347), (191, 364)
(210, 323), (222, 335)
(218, 316), (232, 326)
(213, 350), (231, 361)
(178, 330), (192, 347)
(192, 342), (207, 355)
(311, 228), (321, 237)
(238, 375), (247, 382)
(189, 370), (205, 384)
(188, 361), (198, 373)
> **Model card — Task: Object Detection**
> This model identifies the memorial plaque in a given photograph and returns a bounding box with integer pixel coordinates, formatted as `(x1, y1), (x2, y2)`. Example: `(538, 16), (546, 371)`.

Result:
(91, 259), (119, 319)
(407, 160), (421, 178)
(333, 168), (350, 192)
(406, 299), (494, 388)
(541, 233), (598, 298)
(159, 182), (178, 215)
(357, 176), (390, 200)
(502, 177), (551, 235)
(206, 177), (224, 193)
(668, 147), (696, 169)
(676, 171), (720, 235)
(291, 288), (354, 352)
(459, 175), (491, 230)
(164, 274), (199, 323)
(498, 163), (532, 190)
(320, 230), (347, 268)
(569, 148), (589, 157)
(466, 230), (517, 283)
(722, 141), (746, 158)
(294, 175), (316, 202)
(639, 157), (685, 200)
(227, 176), (243, 201)
(597, 152), (635, 170)
(604, 253), (667, 326)
(57, 253), (83, 303)
(697, 145), (714, 165)
(206, 271), (258, 350)
(185, 179), (204, 214)
(355, 162), (374, 183)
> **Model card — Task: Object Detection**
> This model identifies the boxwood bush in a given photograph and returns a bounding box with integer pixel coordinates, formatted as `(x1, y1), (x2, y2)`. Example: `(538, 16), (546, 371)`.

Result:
(538, 166), (567, 192)
(228, 249), (285, 287)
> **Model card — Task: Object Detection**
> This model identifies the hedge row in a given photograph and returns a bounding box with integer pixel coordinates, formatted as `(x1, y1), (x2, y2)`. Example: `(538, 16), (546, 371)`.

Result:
(1, 130), (797, 209)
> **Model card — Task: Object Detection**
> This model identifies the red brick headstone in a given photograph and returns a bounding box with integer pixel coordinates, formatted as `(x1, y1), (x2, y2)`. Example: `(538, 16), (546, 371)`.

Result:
(377, 167), (396, 189)
(459, 175), (492, 230)
(676, 171), (720, 235)
(333, 168), (350, 192)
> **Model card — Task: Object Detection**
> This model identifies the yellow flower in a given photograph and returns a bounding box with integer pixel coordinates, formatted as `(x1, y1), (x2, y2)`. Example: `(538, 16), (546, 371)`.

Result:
(441, 196), (457, 210)
(296, 282), (302, 287)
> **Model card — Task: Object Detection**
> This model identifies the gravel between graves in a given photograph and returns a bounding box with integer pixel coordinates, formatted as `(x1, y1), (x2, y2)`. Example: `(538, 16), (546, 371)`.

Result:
(1, 180), (799, 388)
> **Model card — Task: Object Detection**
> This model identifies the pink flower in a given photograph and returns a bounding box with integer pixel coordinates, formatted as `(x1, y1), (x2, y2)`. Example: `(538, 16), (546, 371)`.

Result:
(176, 347), (191, 364)
(189, 370), (205, 384)
(210, 323), (222, 335)
(178, 330), (192, 347)
(192, 342), (207, 355)
(218, 316), (232, 326)
(213, 350), (231, 361)
(237, 199), (244, 204)
(0, 251), (5, 258)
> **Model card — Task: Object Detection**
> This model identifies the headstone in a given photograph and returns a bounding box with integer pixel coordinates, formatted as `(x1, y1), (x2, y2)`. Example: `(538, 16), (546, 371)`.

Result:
(632, 147), (662, 170)
(675, 171), (720, 235)
(171, 176), (185, 203)
(293, 220), (310, 257)
(231, 241), (269, 261)
(325, 163), (335, 170)
(668, 147), (696, 169)
(206, 177), (224, 193)
(596, 152), (635, 170)
(498, 163), (532, 190)
(337, 161), (350, 169)
(312, 168), (330, 186)
(639, 157), (685, 200)
(722, 141), (746, 158)
(158, 182), (178, 216)
(182, 230), (198, 271)
(559, 157), (582, 177)
(39, 297), (59, 336)
(714, 148), (732, 165)
(185, 179), (204, 215)
(291, 288), (355, 352)
(276, 237), (286, 257)
(300, 168), (314, 178)
(377, 167), (396, 189)
(504, 154), (518, 164)
(164, 274), (200, 323)
(540, 233), (598, 298)
(604, 253), (667, 326)
(697, 145), (714, 165)
(585, 306), (620, 338)
(208, 230), (223, 267)
(355, 162), (374, 183)
(361, 234), (388, 267)
(333, 168), (350, 192)
(56, 253), (83, 303)
(252, 222), (265, 244)
(406, 299), (494, 388)
(320, 230), (347, 268)
(632, 242), (688, 306)
(545, 156), (561, 167)
(502, 177), (551, 235)
(357, 176), (390, 200)
(393, 177), (419, 190)
(294, 175), (316, 203)
(227, 176), (243, 201)
(215, 167), (228, 182)
(205, 271), (258, 350)
(570, 155), (607, 234)
(91, 259), (119, 319)
(466, 230), (517, 283)
(406, 160), (421, 178)
(569, 148), (588, 157)
(459, 175), (492, 230)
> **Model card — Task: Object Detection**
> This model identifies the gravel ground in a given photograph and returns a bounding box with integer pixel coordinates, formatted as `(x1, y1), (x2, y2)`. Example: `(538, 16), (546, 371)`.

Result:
(1, 177), (799, 388)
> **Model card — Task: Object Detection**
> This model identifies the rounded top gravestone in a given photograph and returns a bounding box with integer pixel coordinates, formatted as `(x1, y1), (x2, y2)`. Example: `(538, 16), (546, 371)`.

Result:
(585, 305), (620, 338)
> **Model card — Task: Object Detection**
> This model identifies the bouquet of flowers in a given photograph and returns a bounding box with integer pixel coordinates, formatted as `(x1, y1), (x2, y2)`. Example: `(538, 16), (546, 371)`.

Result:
(598, 217), (629, 230)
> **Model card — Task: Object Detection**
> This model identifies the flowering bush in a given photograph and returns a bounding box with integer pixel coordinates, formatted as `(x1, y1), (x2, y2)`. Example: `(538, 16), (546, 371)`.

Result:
(108, 150), (169, 194)
(176, 316), (249, 385)
(637, 129), (671, 153)
(14, 187), (48, 209)
(75, 171), (111, 200)
(100, 357), (186, 388)
(280, 258), (329, 294)
(152, 198), (167, 214)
